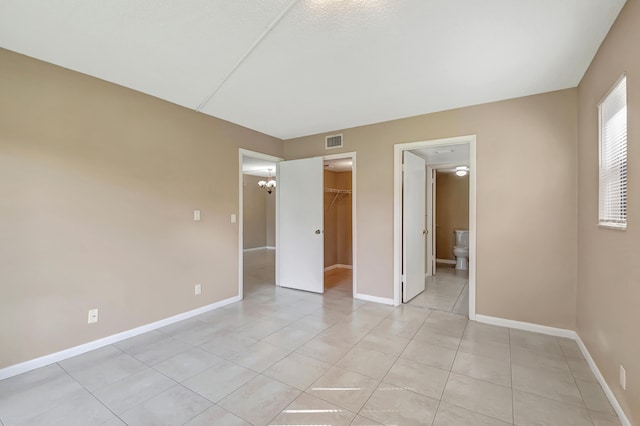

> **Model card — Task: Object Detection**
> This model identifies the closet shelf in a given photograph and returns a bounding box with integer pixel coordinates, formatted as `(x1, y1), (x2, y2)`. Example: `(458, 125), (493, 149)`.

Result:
(324, 188), (352, 194)
(324, 188), (352, 209)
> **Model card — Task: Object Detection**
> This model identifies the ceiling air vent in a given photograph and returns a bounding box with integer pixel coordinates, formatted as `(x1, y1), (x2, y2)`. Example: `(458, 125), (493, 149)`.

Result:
(325, 134), (343, 149)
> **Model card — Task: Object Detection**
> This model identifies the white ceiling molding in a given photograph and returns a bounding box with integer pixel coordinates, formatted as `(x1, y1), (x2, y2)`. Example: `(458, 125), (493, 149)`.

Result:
(0, 0), (626, 139)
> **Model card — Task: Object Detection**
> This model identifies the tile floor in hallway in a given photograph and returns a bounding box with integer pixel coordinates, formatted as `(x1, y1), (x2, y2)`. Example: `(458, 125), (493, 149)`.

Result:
(0, 250), (620, 426)
(408, 265), (469, 316)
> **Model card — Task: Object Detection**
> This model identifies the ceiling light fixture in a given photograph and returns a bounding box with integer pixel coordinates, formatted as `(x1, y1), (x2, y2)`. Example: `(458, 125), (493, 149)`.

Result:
(455, 166), (469, 177)
(258, 168), (276, 194)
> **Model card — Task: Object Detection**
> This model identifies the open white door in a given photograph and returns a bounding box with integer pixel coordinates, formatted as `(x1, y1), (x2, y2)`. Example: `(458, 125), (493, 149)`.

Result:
(403, 151), (426, 302)
(278, 157), (324, 293)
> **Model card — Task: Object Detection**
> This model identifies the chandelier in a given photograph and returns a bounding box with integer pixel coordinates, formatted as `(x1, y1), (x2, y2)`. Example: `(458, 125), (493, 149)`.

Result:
(258, 168), (276, 194)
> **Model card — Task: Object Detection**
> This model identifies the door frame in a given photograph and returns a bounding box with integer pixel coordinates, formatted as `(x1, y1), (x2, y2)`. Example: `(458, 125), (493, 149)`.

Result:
(323, 152), (358, 298)
(393, 135), (477, 320)
(426, 166), (436, 277)
(238, 148), (284, 299)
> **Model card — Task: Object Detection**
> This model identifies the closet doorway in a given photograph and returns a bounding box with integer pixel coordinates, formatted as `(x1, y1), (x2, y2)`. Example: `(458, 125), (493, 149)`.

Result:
(274, 152), (357, 297)
(323, 153), (356, 298)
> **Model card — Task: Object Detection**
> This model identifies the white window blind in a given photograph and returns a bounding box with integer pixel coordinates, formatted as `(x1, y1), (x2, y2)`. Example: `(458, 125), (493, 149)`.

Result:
(599, 75), (627, 229)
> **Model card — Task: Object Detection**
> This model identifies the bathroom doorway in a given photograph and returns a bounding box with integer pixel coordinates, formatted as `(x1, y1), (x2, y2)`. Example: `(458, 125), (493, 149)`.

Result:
(412, 166), (470, 315)
(393, 136), (476, 319)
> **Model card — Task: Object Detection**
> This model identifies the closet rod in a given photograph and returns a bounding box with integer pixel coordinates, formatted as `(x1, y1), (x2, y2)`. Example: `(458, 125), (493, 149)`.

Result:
(325, 187), (351, 209)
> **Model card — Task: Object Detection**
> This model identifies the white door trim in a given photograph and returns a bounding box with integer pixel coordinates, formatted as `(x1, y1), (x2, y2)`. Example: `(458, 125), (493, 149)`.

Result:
(323, 152), (357, 299)
(393, 135), (477, 320)
(238, 148), (284, 300)
(426, 166), (435, 277)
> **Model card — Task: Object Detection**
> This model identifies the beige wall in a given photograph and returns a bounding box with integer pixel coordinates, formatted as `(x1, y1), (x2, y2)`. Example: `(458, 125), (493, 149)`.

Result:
(577, 0), (640, 422)
(242, 174), (275, 249)
(324, 171), (352, 267)
(435, 172), (470, 261)
(286, 88), (578, 329)
(0, 48), (283, 368)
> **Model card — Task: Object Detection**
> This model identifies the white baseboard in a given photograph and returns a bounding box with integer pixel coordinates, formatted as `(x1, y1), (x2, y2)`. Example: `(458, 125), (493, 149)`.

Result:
(0, 295), (241, 381)
(436, 259), (456, 265)
(475, 314), (576, 339)
(575, 335), (631, 426)
(324, 264), (353, 271)
(354, 293), (394, 305)
(243, 246), (275, 252)
(475, 314), (631, 426)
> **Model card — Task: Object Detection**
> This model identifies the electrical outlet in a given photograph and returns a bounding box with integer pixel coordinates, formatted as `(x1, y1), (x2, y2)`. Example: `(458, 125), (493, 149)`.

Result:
(620, 365), (626, 390)
(88, 309), (98, 324)
(195, 284), (202, 295)
(194, 210), (201, 221)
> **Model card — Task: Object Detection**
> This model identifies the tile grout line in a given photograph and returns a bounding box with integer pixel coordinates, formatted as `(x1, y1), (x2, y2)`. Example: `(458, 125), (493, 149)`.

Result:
(430, 317), (465, 426)
(344, 338), (398, 422)
(509, 333), (615, 423)
(202, 299), (375, 425)
(284, 307), (404, 423)
(56, 359), (131, 426)
(556, 337), (598, 426)
(351, 310), (441, 424)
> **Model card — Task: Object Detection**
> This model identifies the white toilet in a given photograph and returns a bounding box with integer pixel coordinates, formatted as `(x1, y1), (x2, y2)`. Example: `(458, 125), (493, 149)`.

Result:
(453, 229), (469, 270)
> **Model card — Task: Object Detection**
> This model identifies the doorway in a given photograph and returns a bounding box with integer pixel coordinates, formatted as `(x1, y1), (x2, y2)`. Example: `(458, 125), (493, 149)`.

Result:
(238, 149), (283, 299)
(323, 156), (354, 298)
(414, 164), (470, 314)
(393, 136), (477, 319)
(275, 152), (357, 298)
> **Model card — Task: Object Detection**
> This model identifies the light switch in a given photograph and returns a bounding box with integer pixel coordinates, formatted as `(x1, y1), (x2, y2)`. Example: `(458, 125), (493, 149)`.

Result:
(194, 210), (201, 221)
(231, 213), (236, 223)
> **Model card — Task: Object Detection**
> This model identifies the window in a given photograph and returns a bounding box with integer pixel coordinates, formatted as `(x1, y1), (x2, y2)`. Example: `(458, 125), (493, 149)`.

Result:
(599, 75), (627, 229)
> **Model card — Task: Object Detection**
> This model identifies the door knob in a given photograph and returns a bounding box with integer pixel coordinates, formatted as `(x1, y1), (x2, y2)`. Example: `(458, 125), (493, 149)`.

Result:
(315, 229), (321, 234)
(423, 229), (427, 235)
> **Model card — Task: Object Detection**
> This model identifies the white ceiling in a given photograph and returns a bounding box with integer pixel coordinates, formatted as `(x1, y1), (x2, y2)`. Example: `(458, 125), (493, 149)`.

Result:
(412, 143), (469, 166)
(242, 157), (277, 177)
(0, 0), (626, 140)
(325, 158), (353, 172)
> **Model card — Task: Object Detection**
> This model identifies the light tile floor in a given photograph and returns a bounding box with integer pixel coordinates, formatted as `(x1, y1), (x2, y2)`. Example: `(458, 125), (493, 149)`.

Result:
(0, 250), (620, 425)
(409, 265), (469, 316)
